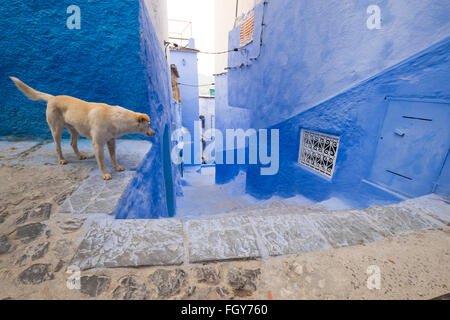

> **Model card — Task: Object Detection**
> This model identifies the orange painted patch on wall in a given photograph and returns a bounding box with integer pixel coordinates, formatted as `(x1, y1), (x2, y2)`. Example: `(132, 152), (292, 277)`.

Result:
(240, 9), (255, 47)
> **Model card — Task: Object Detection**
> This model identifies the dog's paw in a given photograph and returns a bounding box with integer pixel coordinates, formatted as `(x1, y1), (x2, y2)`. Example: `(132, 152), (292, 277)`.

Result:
(59, 159), (68, 165)
(77, 154), (87, 160)
(102, 173), (112, 180)
(115, 165), (125, 172)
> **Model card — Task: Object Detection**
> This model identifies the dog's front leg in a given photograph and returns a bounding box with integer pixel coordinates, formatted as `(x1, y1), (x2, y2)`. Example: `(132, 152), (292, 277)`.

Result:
(69, 128), (87, 160)
(107, 139), (125, 172)
(93, 141), (111, 180)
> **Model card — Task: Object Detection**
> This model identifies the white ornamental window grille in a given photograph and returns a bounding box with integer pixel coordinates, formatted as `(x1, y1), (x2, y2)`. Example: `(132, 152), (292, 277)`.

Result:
(298, 130), (340, 178)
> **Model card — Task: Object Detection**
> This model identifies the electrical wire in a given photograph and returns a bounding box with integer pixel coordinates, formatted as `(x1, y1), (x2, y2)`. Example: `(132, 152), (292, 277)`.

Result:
(225, 1), (268, 70)
(178, 82), (215, 87)
(197, 48), (239, 55)
(166, 40), (240, 55)
(169, 2), (268, 72)
(249, 0), (268, 61)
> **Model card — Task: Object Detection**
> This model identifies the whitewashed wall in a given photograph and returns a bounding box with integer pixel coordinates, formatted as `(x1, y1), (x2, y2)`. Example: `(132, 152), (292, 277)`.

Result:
(143, 0), (169, 51)
(214, 0), (263, 74)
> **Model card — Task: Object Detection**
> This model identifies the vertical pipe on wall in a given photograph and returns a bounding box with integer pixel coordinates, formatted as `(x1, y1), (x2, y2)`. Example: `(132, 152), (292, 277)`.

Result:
(235, 0), (239, 21)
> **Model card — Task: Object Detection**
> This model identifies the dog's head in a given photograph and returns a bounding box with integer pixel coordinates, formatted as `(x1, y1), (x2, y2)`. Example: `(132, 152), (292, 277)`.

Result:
(136, 114), (155, 137)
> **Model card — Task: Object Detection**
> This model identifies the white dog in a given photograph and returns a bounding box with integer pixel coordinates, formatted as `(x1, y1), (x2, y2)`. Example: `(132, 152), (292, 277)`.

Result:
(10, 77), (155, 180)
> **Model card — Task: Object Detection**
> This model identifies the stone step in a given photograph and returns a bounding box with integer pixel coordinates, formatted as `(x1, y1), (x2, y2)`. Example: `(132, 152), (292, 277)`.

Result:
(0, 140), (43, 161)
(186, 215), (261, 263)
(3, 139), (151, 169)
(71, 218), (185, 270)
(69, 193), (449, 270)
(57, 170), (135, 215)
(176, 194), (296, 220)
(216, 196), (353, 218)
(390, 194), (450, 226)
(52, 140), (151, 215)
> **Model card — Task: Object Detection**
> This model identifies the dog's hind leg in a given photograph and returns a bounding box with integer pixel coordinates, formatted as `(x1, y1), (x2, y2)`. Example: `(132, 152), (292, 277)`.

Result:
(46, 104), (67, 165)
(47, 116), (67, 165)
(68, 127), (86, 160)
(93, 140), (111, 180)
(107, 139), (125, 172)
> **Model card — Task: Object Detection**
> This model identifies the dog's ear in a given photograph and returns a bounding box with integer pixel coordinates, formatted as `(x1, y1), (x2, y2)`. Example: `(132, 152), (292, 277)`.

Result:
(137, 114), (150, 123)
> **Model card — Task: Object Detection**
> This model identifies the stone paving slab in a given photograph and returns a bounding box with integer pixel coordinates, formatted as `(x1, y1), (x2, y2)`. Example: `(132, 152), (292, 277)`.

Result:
(18, 140), (93, 167)
(64, 193), (449, 270)
(112, 140), (152, 170)
(71, 218), (184, 270)
(57, 170), (135, 215)
(361, 206), (444, 237)
(0, 140), (41, 160)
(394, 195), (450, 226)
(186, 215), (260, 263)
(248, 199), (288, 210)
(306, 211), (385, 248)
(13, 139), (151, 170)
(279, 194), (315, 207)
(250, 214), (330, 256)
(209, 198), (251, 213)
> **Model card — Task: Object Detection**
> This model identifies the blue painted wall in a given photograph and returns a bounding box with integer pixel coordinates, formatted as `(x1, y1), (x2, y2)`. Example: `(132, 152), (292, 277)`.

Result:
(115, 1), (180, 219)
(436, 152), (450, 197)
(199, 97), (215, 134)
(214, 73), (252, 184)
(199, 97), (215, 163)
(245, 39), (450, 206)
(226, 1), (450, 204)
(228, 0), (450, 128)
(368, 98), (450, 198)
(170, 47), (200, 165)
(215, 74), (251, 133)
(1, 0), (148, 139)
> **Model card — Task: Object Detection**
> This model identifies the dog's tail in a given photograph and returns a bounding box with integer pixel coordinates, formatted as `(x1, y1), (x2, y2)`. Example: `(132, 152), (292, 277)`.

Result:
(9, 77), (53, 102)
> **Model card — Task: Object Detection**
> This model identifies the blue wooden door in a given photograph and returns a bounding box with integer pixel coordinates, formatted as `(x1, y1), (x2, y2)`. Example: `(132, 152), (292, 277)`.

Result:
(163, 125), (175, 217)
(369, 98), (450, 197)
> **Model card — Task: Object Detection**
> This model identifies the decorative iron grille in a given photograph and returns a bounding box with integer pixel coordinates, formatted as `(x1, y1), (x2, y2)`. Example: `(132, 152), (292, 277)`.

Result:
(298, 130), (340, 178)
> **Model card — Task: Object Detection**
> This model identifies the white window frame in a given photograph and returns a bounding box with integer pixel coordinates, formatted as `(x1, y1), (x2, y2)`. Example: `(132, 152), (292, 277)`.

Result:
(298, 129), (340, 179)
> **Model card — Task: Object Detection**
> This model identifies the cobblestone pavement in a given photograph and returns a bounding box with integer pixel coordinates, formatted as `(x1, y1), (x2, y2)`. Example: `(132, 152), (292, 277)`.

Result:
(0, 139), (449, 300)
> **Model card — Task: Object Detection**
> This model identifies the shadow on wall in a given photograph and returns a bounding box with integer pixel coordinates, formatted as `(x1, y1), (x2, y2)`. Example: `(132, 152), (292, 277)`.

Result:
(170, 47), (200, 161)
(214, 73), (252, 184)
(245, 38), (450, 206)
(228, 0), (450, 127)
(115, 0), (180, 219)
(224, 0), (450, 205)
